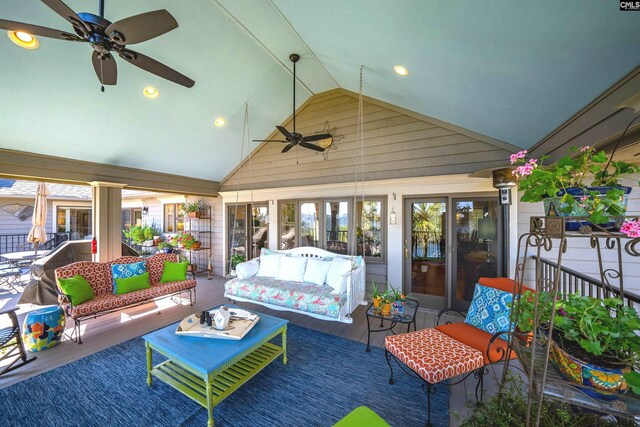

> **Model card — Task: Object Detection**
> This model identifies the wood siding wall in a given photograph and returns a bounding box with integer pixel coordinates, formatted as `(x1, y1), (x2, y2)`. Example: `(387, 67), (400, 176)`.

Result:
(222, 90), (515, 191)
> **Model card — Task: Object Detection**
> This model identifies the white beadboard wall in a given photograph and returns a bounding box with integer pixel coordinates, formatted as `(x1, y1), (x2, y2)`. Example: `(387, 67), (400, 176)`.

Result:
(516, 175), (640, 296)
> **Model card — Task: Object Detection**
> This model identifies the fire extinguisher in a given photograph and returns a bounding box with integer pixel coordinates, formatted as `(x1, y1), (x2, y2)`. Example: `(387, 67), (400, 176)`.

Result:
(91, 237), (97, 254)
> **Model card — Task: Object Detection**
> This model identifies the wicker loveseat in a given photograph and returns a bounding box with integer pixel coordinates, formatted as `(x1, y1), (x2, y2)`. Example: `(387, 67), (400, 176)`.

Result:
(55, 252), (196, 343)
(224, 247), (366, 323)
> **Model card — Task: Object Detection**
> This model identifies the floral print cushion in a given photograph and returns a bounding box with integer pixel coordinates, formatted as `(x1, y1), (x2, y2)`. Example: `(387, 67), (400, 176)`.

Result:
(225, 276), (346, 318)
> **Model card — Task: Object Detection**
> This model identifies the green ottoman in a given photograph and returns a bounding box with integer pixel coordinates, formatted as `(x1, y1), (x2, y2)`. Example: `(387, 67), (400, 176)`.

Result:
(333, 406), (390, 427)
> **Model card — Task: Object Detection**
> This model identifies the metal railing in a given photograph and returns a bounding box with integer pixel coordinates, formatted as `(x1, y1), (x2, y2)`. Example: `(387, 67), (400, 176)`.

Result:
(537, 257), (640, 309)
(0, 233), (68, 256)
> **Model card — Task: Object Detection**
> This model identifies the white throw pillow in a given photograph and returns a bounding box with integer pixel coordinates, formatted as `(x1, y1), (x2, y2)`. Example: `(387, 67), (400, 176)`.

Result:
(236, 259), (259, 279)
(303, 258), (332, 286)
(256, 254), (282, 277)
(325, 257), (352, 293)
(277, 256), (308, 282)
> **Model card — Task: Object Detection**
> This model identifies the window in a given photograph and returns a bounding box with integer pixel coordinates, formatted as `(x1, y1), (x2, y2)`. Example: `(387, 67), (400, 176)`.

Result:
(228, 205), (247, 259)
(250, 205), (269, 259)
(300, 201), (319, 247)
(163, 204), (184, 233)
(280, 201), (296, 249)
(277, 197), (385, 261)
(227, 203), (269, 262)
(325, 200), (349, 254)
(56, 206), (92, 239)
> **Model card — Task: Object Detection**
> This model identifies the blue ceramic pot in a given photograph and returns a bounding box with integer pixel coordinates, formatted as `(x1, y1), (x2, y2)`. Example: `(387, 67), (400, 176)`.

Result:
(548, 338), (630, 400)
(543, 186), (631, 231)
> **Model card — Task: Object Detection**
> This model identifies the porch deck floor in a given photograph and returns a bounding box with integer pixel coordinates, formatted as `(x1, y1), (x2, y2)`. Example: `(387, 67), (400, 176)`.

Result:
(0, 275), (509, 426)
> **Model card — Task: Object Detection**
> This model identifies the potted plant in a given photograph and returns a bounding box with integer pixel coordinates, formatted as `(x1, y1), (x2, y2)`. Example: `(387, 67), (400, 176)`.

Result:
(229, 254), (246, 276)
(123, 225), (145, 245)
(510, 146), (638, 230)
(181, 200), (202, 218)
(460, 371), (634, 426)
(371, 281), (382, 308)
(379, 290), (393, 316)
(391, 288), (406, 315)
(516, 291), (640, 397)
(157, 241), (173, 253)
(174, 232), (199, 250)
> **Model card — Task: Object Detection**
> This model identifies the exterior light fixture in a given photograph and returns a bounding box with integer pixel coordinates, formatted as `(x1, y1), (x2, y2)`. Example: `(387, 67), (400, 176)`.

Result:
(389, 193), (397, 224)
(143, 86), (159, 98)
(393, 65), (408, 76)
(8, 31), (39, 49)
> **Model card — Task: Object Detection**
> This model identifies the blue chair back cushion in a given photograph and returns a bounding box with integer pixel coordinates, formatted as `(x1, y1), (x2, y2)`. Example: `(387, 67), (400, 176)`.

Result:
(111, 261), (146, 294)
(464, 284), (513, 335)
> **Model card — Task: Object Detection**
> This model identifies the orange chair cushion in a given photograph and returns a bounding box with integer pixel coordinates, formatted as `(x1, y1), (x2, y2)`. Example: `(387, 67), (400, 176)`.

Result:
(478, 277), (534, 294)
(385, 328), (484, 384)
(436, 322), (516, 364)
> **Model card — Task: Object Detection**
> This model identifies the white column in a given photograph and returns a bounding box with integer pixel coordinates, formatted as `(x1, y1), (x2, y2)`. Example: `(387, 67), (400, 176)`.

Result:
(90, 181), (126, 262)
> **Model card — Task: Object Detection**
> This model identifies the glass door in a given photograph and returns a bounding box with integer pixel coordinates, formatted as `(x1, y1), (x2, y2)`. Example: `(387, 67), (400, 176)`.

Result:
(404, 198), (447, 310)
(452, 198), (500, 311)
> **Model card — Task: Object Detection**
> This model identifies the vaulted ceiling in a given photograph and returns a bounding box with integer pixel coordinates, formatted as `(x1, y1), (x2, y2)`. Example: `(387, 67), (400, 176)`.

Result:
(1, 0), (638, 182)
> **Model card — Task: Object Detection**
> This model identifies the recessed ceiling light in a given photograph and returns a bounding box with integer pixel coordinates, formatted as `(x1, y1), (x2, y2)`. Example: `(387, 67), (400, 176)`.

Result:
(393, 65), (409, 76)
(7, 31), (39, 49)
(214, 118), (225, 127)
(143, 86), (159, 98)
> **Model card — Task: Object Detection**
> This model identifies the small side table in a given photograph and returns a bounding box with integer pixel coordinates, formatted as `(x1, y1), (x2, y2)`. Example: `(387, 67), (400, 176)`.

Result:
(365, 298), (419, 352)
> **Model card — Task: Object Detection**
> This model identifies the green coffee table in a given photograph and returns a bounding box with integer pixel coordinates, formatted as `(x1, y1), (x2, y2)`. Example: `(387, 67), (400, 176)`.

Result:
(143, 306), (287, 427)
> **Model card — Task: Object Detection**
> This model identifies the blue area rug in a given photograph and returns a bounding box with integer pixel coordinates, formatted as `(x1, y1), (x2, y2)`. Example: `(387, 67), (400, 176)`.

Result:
(0, 324), (448, 426)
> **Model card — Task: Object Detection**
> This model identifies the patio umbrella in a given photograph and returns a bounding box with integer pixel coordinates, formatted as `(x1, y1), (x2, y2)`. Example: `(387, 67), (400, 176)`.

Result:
(27, 182), (49, 254)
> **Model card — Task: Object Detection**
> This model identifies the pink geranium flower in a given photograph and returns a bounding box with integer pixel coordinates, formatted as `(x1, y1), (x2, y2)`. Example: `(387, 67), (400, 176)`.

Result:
(620, 219), (640, 238)
(509, 150), (528, 164)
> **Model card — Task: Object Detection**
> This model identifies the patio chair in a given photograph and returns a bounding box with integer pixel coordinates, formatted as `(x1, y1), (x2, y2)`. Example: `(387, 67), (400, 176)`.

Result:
(0, 307), (36, 376)
(384, 277), (530, 427)
(0, 262), (23, 292)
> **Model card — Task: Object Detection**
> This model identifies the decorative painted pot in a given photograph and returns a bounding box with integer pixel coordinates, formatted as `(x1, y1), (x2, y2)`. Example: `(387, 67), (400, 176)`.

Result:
(393, 300), (405, 314)
(380, 303), (391, 316)
(23, 306), (66, 352)
(543, 186), (631, 231)
(372, 297), (382, 308)
(548, 338), (630, 399)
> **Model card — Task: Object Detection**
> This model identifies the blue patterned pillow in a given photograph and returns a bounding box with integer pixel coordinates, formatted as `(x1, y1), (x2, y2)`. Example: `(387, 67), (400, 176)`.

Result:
(111, 261), (146, 294)
(464, 284), (514, 335)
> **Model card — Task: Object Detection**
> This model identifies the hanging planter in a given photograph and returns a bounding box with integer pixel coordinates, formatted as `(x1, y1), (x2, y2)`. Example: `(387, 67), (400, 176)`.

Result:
(543, 186), (632, 231)
(511, 146), (638, 231)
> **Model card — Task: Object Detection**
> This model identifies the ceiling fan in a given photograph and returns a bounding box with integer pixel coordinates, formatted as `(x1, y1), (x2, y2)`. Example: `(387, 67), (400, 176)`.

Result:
(253, 53), (332, 153)
(0, 0), (195, 89)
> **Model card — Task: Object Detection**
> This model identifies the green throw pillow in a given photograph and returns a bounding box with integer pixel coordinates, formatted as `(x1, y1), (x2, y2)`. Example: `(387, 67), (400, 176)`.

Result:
(58, 275), (95, 306)
(160, 261), (189, 283)
(115, 272), (151, 295)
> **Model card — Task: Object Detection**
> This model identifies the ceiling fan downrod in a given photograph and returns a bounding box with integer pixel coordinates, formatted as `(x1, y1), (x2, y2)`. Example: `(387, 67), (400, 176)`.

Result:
(290, 53), (299, 134)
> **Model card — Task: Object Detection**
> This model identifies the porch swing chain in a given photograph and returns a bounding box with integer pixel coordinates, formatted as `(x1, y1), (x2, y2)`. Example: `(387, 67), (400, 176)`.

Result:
(230, 103), (251, 271)
(351, 66), (365, 256)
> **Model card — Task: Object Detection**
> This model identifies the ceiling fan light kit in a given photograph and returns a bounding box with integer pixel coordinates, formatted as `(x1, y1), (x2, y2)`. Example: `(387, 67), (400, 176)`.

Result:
(0, 0), (195, 90)
(252, 53), (333, 153)
(7, 30), (39, 49)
